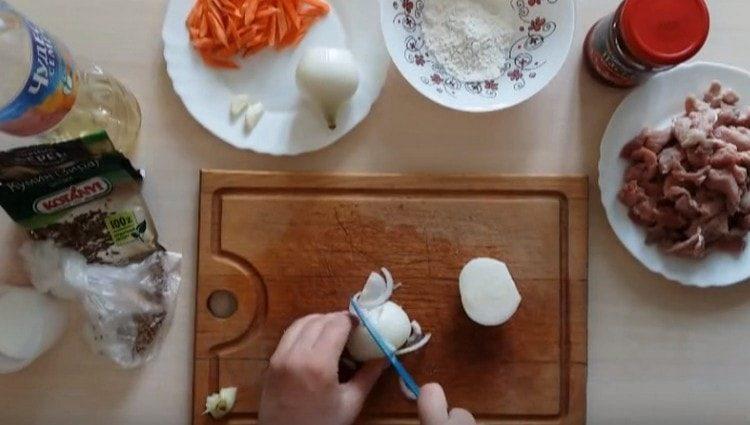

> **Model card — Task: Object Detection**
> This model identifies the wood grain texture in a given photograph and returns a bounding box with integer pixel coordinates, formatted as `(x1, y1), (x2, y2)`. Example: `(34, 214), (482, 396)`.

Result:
(194, 172), (588, 424)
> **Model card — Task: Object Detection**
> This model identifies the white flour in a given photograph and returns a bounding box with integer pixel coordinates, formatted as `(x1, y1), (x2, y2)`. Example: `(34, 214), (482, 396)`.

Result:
(422, 0), (514, 81)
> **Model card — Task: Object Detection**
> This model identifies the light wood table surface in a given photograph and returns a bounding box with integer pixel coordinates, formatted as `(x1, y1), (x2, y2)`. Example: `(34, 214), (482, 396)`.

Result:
(1, 0), (750, 424)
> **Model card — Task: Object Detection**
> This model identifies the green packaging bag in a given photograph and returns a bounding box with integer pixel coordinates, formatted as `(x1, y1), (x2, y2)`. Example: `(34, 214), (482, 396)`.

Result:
(0, 132), (160, 265)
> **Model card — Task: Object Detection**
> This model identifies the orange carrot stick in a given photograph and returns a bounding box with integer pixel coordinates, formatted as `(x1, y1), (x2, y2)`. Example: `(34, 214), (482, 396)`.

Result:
(276, 8), (288, 42)
(244, 0), (260, 25)
(280, 0), (301, 29)
(186, 0), (330, 69)
(302, 0), (330, 12)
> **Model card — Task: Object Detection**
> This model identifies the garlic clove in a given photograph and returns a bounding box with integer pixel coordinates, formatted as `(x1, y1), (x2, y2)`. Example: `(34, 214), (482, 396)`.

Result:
(204, 393), (221, 415)
(244, 102), (265, 133)
(230, 94), (250, 119)
(204, 386), (238, 419)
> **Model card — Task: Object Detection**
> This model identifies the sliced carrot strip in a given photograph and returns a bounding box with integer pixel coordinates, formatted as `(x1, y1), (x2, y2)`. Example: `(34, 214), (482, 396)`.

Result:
(186, 0), (330, 69)
(244, 0), (260, 24)
(280, 0), (301, 29)
(199, 15), (209, 37)
(192, 38), (216, 49)
(302, 0), (330, 12)
(268, 14), (277, 46)
(255, 6), (278, 18)
(276, 9), (288, 42)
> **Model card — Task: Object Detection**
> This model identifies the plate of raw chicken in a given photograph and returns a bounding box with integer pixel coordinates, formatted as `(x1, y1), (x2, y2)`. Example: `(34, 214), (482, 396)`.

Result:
(600, 62), (750, 287)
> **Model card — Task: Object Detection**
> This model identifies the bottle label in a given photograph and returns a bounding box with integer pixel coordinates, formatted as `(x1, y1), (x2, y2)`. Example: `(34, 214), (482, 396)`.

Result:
(0, 2), (77, 137)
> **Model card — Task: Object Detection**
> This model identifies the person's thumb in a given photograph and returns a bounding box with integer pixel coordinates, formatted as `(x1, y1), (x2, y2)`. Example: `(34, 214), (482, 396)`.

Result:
(343, 360), (386, 406)
(418, 383), (449, 425)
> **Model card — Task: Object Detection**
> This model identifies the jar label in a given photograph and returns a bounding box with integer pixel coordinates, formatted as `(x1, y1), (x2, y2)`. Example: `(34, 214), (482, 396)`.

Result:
(0, 2), (78, 137)
(584, 17), (639, 88)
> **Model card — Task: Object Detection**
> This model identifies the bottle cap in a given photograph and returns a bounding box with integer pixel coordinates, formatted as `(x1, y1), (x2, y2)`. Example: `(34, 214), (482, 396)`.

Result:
(620, 0), (710, 66)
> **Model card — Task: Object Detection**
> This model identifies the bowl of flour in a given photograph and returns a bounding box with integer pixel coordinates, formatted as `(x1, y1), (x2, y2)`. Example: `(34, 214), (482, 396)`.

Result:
(380, 0), (575, 112)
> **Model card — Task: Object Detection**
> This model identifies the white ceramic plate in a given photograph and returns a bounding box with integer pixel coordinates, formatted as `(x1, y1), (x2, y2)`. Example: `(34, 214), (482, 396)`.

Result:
(163, 0), (389, 155)
(379, 0), (574, 112)
(599, 62), (750, 287)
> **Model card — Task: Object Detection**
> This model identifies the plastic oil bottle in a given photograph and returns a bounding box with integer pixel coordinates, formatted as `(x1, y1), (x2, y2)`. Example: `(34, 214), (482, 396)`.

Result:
(0, 1), (141, 153)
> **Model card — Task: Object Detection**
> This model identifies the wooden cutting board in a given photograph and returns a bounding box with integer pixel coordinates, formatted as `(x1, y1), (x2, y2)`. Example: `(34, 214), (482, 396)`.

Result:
(194, 172), (588, 424)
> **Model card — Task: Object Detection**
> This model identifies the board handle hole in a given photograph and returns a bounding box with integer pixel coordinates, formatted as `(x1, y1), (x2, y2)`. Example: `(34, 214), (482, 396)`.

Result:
(208, 290), (238, 319)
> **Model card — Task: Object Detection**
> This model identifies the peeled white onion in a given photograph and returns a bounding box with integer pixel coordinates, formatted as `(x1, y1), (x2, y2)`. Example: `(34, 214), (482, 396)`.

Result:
(347, 301), (411, 362)
(0, 285), (68, 365)
(296, 47), (360, 130)
(459, 258), (521, 326)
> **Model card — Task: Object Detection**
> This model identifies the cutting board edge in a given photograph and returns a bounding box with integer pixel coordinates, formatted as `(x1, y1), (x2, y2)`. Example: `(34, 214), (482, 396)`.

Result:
(193, 172), (589, 425)
(199, 170), (588, 199)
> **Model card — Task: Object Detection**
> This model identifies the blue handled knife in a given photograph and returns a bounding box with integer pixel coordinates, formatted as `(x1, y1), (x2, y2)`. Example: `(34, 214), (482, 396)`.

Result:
(350, 298), (421, 399)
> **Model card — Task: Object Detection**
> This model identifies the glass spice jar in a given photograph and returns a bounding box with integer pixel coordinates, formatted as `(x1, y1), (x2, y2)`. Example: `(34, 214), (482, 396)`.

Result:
(584, 0), (710, 88)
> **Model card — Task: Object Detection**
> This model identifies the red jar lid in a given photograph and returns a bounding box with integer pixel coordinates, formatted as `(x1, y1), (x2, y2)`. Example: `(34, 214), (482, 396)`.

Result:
(619, 0), (710, 66)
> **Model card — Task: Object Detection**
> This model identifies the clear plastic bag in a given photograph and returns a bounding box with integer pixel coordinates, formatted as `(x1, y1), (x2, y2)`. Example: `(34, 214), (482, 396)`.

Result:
(21, 240), (182, 369)
(64, 251), (182, 369)
(19, 240), (79, 300)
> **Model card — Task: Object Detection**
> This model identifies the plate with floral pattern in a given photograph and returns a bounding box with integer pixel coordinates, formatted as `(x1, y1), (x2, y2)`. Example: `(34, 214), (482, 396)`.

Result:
(380, 0), (575, 112)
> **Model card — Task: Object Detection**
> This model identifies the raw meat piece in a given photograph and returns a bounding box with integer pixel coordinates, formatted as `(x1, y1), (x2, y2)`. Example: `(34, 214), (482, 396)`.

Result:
(710, 145), (741, 168)
(701, 213), (730, 243)
(675, 195), (701, 219)
(686, 145), (712, 168)
(658, 146), (684, 174)
(663, 175), (690, 200)
(673, 166), (709, 186)
(674, 116), (708, 148)
(704, 81), (724, 108)
(696, 190), (726, 219)
(714, 227), (747, 252)
(686, 95), (710, 113)
(705, 168), (741, 213)
(740, 192), (750, 213)
(666, 227), (705, 257)
(738, 151), (750, 167)
(644, 127), (674, 153)
(630, 198), (659, 226)
(656, 207), (687, 230)
(732, 164), (747, 185)
(640, 179), (663, 198)
(618, 82), (750, 258)
(739, 213), (750, 230)
(714, 126), (750, 151)
(723, 90), (740, 105)
(620, 129), (648, 159)
(626, 148), (659, 182)
(618, 180), (648, 208)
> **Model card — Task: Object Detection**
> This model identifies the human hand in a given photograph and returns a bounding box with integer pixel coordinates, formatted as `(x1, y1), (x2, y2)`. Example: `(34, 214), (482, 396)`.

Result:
(258, 312), (385, 425)
(418, 383), (476, 425)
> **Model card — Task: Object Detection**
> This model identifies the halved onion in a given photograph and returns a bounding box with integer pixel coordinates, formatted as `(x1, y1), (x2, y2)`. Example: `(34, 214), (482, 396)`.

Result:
(0, 285), (68, 367)
(459, 258), (521, 326)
